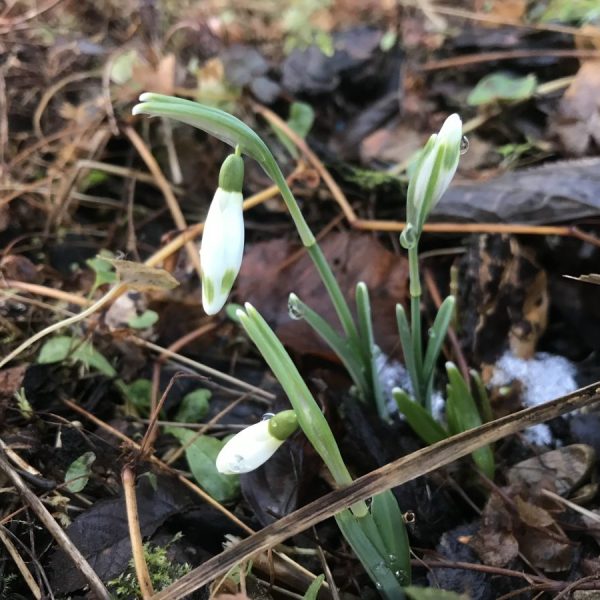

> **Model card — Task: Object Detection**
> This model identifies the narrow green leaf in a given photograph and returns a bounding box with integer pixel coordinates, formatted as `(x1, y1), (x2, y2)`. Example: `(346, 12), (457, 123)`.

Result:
(65, 451), (96, 493)
(356, 283), (387, 419)
(471, 369), (493, 423)
(335, 510), (407, 599)
(288, 293), (369, 396)
(175, 389), (211, 423)
(445, 363), (481, 433)
(422, 296), (455, 384)
(446, 363), (495, 479)
(167, 427), (239, 502)
(371, 490), (411, 586)
(393, 388), (447, 444)
(302, 575), (325, 600)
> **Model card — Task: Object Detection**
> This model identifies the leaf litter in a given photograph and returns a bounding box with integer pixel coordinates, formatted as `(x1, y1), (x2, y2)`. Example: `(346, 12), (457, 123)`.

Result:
(2, 0), (600, 598)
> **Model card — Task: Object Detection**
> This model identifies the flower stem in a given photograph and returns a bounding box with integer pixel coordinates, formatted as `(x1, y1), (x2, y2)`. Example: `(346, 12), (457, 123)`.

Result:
(408, 245), (425, 408)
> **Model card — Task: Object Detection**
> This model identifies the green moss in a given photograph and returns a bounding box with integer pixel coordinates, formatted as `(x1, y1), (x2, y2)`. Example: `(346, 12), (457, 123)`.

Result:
(108, 535), (190, 599)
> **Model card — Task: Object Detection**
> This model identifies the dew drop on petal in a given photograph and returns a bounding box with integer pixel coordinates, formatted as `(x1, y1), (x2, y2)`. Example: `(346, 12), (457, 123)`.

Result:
(261, 413), (275, 421)
(460, 135), (469, 155)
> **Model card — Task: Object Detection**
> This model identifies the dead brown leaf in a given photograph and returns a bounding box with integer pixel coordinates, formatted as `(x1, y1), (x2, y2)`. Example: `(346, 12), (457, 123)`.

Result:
(517, 526), (574, 572)
(470, 492), (519, 567)
(515, 496), (556, 529)
(506, 444), (596, 498)
(552, 60), (600, 156)
(236, 231), (408, 360)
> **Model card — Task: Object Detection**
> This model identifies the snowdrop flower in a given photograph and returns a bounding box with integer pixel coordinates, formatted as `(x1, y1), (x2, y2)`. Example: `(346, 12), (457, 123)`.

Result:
(402, 114), (462, 247)
(200, 151), (245, 314)
(216, 410), (298, 475)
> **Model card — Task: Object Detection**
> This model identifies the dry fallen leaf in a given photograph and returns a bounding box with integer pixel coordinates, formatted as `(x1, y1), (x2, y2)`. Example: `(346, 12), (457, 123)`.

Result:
(106, 258), (179, 291)
(552, 60), (600, 156)
(236, 231), (409, 359)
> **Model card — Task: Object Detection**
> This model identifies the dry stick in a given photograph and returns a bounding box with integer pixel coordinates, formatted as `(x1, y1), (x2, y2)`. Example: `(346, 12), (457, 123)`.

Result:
(0, 526), (42, 599)
(0, 284), (123, 369)
(0, 449), (110, 600)
(151, 383), (600, 600)
(429, 4), (600, 39)
(421, 49), (600, 71)
(122, 466), (155, 598)
(124, 126), (203, 281)
(149, 321), (218, 441)
(253, 103), (575, 238)
(134, 338), (274, 401)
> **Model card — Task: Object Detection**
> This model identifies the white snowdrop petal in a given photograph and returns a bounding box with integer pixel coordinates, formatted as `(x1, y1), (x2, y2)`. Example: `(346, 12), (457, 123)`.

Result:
(200, 188), (245, 315)
(216, 420), (284, 475)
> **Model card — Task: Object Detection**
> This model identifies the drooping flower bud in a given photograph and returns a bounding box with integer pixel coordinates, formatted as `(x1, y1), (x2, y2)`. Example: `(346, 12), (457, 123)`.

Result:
(216, 410), (298, 474)
(404, 114), (462, 244)
(200, 151), (245, 315)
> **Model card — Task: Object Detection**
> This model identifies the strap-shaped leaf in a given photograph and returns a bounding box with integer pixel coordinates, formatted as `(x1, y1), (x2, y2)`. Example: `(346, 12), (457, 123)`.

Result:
(288, 293), (369, 396)
(335, 510), (407, 599)
(370, 490), (411, 586)
(392, 388), (447, 444)
(356, 282), (387, 420)
(422, 295), (455, 384)
(133, 93), (277, 177)
(446, 362), (495, 478)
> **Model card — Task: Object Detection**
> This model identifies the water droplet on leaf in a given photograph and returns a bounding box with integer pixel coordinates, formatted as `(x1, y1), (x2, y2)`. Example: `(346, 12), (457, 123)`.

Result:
(460, 135), (469, 155)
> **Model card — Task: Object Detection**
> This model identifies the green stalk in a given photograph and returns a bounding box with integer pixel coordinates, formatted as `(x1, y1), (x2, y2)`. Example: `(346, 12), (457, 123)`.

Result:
(408, 245), (425, 408)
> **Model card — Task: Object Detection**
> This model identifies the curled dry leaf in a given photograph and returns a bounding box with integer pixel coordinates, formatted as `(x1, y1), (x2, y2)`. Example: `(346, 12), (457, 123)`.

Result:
(105, 258), (179, 291)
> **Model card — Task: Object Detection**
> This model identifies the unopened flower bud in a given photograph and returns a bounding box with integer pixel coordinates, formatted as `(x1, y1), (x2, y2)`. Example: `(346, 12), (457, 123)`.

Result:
(216, 410), (298, 474)
(200, 152), (245, 315)
(406, 114), (462, 239)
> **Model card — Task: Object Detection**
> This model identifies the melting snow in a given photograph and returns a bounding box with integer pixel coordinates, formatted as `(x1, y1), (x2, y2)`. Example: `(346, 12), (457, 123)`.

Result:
(490, 351), (578, 445)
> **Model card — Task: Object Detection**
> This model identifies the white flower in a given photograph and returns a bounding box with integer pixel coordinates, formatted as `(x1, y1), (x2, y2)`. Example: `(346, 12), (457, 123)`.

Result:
(200, 153), (245, 315)
(216, 420), (284, 474)
(216, 410), (298, 475)
(406, 114), (462, 239)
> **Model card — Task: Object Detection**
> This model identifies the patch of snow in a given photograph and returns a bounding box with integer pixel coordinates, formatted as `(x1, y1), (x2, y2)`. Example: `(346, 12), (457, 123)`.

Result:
(490, 351), (578, 446)
(375, 351), (445, 419)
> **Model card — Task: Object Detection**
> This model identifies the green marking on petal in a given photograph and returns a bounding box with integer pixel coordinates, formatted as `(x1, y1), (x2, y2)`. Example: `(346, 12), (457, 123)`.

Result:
(443, 142), (458, 170)
(220, 269), (237, 294)
(203, 275), (215, 304)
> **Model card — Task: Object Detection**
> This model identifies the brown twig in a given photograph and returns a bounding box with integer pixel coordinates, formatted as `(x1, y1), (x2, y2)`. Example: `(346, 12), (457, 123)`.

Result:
(151, 382), (600, 599)
(254, 102), (579, 239)
(422, 49), (600, 71)
(0, 446), (110, 600)
(122, 466), (155, 598)
(429, 4), (600, 39)
(124, 126), (203, 282)
(0, 526), (42, 599)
